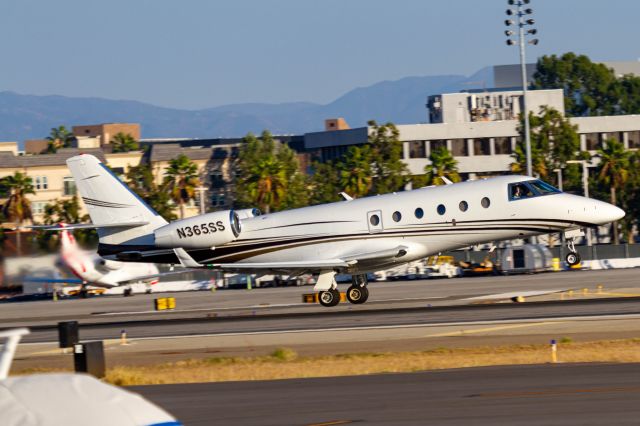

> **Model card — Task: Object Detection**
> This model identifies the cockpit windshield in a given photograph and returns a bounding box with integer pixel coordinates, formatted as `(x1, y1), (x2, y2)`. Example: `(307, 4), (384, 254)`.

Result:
(509, 180), (561, 201)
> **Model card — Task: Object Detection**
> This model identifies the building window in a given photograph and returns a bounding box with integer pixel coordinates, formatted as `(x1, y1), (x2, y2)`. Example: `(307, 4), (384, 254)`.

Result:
(473, 138), (491, 155)
(210, 171), (225, 188)
(584, 133), (602, 151)
(459, 201), (468, 212)
(429, 140), (447, 152)
(35, 176), (48, 190)
(63, 177), (76, 196)
(211, 193), (226, 207)
(437, 204), (446, 215)
(494, 137), (512, 154)
(408, 141), (426, 158)
(451, 139), (468, 156)
(628, 131), (640, 149)
(392, 211), (402, 222)
(32, 201), (46, 215)
(481, 197), (491, 208)
(414, 207), (424, 219)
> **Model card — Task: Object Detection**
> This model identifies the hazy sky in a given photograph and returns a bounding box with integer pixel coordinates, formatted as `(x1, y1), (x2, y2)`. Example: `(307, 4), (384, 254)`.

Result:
(1, 0), (638, 109)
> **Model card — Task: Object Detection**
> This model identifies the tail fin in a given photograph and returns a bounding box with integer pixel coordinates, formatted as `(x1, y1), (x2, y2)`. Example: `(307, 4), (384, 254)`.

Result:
(66, 154), (168, 247)
(59, 224), (78, 253)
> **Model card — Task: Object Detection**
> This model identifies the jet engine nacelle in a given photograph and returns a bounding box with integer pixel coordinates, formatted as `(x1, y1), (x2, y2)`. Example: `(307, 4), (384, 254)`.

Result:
(98, 259), (123, 270)
(154, 210), (241, 249)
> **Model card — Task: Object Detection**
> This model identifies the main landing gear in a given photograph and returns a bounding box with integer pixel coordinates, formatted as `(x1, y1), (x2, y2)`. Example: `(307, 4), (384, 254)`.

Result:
(565, 238), (581, 266)
(346, 274), (369, 305)
(317, 274), (369, 307)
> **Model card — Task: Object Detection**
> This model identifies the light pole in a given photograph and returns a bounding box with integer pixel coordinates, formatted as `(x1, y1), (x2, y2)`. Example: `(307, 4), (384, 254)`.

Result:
(505, 0), (539, 177)
(567, 160), (593, 246)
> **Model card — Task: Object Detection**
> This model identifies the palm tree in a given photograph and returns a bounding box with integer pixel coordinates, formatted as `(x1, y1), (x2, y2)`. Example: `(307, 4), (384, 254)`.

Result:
(111, 132), (140, 153)
(338, 145), (373, 198)
(46, 126), (74, 153)
(245, 155), (287, 214)
(1, 172), (35, 226)
(163, 154), (201, 219)
(424, 146), (461, 185)
(597, 138), (630, 245)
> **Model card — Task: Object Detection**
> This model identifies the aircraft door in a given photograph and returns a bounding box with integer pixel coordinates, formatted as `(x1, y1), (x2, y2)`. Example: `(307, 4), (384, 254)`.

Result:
(367, 210), (384, 234)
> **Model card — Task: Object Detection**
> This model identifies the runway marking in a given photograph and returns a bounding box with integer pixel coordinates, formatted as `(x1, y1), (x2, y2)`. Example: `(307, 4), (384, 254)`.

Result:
(26, 338), (123, 356)
(21, 313), (640, 346)
(425, 321), (560, 338)
(465, 290), (565, 300)
(469, 386), (640, 399)
(307, 421), (354, 426)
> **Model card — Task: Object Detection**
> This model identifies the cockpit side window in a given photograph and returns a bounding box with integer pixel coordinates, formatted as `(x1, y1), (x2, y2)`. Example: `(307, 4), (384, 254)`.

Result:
(529, 180), (561, 195)
(509, 180), (561, 201)
(509, 183), (534, 200)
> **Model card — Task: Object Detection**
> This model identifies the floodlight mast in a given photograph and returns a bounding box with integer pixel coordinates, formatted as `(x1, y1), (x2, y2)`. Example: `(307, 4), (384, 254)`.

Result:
(505, 0), (539, 177)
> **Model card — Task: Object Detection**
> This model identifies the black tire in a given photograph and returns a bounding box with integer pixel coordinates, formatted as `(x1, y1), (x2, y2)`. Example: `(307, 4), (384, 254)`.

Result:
(318, 289), (341, 307)
(346, 285), (369, 304)
(566, 252), (581, 266)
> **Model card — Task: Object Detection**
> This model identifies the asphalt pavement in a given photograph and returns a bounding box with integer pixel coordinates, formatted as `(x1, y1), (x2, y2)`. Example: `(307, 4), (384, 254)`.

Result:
(132, 363), (640, 426)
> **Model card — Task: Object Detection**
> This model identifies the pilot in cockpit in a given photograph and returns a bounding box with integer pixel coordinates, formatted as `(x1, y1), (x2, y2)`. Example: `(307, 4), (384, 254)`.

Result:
(511, 184), (532, 199)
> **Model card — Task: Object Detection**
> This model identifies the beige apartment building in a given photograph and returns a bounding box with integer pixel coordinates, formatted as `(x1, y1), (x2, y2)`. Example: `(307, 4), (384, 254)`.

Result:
(0, 146), (143, 226)
(72, 123), (140, 146)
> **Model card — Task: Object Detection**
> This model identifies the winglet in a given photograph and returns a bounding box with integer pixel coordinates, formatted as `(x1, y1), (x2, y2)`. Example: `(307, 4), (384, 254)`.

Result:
(441, 177), (453, 185)
(339, 192), (353, 201)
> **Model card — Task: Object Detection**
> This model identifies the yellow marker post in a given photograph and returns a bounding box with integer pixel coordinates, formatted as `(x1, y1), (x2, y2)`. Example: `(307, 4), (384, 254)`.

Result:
(582, 288), (589, 296)
(568, 290), (574, 298)
(120, 329), (128, 346)
(247, 275), (252, 291)
(550, 339), (558, 363)
(597, 284), (603, 294)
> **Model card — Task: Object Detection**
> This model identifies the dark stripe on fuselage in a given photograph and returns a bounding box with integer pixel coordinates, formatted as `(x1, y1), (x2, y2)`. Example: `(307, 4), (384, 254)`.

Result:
(99, 217), (579, 264)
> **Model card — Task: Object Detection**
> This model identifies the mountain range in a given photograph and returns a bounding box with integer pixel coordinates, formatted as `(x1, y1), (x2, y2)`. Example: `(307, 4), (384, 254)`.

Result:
(0, 67), (493, 142)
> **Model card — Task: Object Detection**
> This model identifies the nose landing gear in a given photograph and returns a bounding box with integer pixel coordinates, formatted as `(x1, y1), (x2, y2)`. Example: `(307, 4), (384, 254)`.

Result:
(565, 238), (581, 266)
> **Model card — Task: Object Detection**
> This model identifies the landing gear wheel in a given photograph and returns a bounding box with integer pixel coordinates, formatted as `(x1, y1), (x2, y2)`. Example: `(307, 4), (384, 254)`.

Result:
(123, 288), (133, 297)
(566, 252), (581, 266)
(346, 285), (369, 304)
(318, 288), (341, 307)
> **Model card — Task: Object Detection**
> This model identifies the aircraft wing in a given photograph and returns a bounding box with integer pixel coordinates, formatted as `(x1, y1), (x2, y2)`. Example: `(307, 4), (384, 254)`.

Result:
(23, 277), (84, 284)
(113, 268), (197, 285)
(29, 222), (149, 231)
(208, 245), (410, 273)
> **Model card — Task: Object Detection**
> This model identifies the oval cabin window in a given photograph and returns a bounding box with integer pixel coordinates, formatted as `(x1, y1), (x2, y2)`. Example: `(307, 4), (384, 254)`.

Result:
(415, 208), (424, 219)
(481, 197), (491, 208)
(437, 204), (446, 215)
(459, 201), (468, 212)
(370, 214), (380, 226)
(392, 211), (402, 222)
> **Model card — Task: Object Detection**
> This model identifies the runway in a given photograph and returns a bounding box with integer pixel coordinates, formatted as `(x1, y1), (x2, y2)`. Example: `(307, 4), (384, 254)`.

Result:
(15, 297), (640, 344)
(132, 363), (640, 425)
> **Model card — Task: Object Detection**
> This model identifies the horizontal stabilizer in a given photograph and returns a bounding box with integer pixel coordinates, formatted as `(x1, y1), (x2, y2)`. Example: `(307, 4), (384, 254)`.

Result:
(29, 222), (149, 231)
(23, 277), (84, 285)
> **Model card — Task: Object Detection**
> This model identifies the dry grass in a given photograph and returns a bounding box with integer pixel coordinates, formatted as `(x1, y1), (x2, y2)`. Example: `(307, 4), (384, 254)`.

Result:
(103, 339), (640, 386)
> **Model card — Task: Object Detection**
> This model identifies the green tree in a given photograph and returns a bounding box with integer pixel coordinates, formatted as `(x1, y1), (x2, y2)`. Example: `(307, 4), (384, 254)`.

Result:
(1, 172), (35, 226)
(621, 151), (640, 243)
(163, 154), (201, 219)
(126, 164), (177, 221)
(338, 145), (374, 198)
(424, 146), (460, 186)
(111, 132), (140, 153)
(235, 131), (307, 213)
(38, 196), (96, 249)
(367, 120), (409, 194)
(596, 138), (630, 245)
(533, 52), (638, 116)
(46, 126), (74, 153)
(511, 106), (583, 190)
(308, 160), (341, 205)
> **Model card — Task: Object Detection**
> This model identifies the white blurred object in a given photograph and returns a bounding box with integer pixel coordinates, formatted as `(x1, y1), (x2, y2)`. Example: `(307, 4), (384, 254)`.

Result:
(0, 328), (181, 426)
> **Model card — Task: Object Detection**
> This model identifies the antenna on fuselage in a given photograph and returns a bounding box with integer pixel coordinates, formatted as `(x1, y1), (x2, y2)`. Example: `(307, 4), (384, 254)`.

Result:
(339, 192), (354, 201)
(441, 177), (453, 185)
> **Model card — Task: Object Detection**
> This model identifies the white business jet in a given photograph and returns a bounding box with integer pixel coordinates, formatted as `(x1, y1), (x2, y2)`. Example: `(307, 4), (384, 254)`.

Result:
(64, 154), (624, 307)
(28, 224), (167, 296)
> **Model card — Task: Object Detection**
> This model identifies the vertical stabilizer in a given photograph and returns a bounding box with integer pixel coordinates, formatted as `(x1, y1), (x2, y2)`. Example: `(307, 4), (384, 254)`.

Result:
(66, 154), (168, 247)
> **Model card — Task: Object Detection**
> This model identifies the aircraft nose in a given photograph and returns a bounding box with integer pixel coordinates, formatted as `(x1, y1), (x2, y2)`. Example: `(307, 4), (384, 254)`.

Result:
(596, 201), (625, 224)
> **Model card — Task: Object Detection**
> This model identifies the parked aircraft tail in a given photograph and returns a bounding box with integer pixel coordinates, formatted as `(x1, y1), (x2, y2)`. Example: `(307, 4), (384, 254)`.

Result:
(66, 154), (168, 247)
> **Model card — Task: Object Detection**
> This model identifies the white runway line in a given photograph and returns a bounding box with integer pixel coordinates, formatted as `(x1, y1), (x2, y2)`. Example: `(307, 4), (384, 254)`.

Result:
(27, 312), (640, 346)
